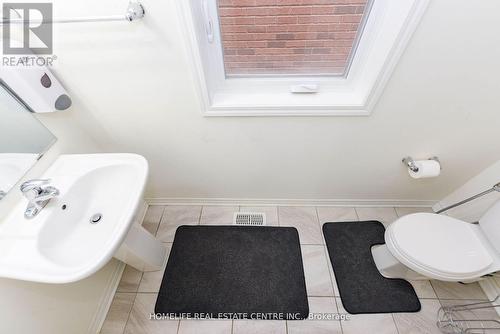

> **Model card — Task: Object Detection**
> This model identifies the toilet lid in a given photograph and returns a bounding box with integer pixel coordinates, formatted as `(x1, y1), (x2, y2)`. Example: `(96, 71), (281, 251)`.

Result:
(387, 213), (493, 279)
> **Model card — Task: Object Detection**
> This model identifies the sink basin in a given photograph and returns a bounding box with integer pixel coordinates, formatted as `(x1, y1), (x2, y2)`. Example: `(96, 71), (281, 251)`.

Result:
(0, 154), (166, 283)
(38, 163), (142, 267)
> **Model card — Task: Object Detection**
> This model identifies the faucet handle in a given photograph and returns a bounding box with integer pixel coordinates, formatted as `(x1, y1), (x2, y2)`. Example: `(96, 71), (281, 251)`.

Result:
(33, 186), (60, 203)
(20, 179), (51, 194)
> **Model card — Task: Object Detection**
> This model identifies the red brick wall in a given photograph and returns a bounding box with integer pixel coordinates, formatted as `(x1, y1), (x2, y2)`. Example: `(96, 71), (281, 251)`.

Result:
(218, 0), (369, 76)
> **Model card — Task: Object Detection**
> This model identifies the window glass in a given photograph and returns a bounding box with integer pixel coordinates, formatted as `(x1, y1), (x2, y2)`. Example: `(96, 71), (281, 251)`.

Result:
(218, 0), (372, 77)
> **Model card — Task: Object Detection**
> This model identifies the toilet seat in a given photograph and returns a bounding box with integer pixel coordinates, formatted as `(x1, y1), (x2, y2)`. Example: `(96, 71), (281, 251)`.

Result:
(385, 213), (494, 281)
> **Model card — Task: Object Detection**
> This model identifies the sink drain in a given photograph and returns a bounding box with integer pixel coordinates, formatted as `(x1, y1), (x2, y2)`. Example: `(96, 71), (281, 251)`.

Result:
(90, 213), (103, 224)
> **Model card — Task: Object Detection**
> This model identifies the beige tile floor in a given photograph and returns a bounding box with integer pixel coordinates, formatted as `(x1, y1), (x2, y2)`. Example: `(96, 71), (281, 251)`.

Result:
(101, 205), (496, 334)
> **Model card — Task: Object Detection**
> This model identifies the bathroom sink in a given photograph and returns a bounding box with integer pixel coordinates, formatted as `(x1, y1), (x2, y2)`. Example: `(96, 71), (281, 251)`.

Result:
(37, 163), (142, 267)
(0, 154), (162, 283)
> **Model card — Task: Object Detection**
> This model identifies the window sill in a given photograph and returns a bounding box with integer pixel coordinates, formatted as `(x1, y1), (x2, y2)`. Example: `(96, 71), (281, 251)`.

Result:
(206, 90), (370, 117)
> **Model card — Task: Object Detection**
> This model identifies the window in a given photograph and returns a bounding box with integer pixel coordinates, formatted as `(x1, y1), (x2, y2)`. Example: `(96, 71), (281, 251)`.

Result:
(218, 0), (372, 77)
(178, 0), (429, 116)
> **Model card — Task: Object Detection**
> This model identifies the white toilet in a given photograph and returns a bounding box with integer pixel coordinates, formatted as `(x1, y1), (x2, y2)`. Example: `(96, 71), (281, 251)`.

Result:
(372, 200), (500, 282)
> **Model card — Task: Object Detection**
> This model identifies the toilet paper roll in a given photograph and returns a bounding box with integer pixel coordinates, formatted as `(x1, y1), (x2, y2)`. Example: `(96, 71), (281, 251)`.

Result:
(409, 160), (441, 179)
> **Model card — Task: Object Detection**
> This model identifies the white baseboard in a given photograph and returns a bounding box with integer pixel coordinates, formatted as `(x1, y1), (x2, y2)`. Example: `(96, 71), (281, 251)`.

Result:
(88, 200), (150, 334)
(145, 197), (437, 208)
(87, 261), (125, 334)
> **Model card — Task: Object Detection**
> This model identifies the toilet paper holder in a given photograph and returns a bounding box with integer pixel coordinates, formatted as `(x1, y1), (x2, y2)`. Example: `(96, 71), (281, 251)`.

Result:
(402, 156), (440, 173)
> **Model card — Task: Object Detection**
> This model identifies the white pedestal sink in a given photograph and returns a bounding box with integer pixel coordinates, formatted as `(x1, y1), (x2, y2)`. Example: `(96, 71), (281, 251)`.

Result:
(0, 154), (167, 283)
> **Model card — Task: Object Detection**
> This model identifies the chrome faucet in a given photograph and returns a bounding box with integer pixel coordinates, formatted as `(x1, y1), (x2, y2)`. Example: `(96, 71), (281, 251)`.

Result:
(20, 179), (60, 219)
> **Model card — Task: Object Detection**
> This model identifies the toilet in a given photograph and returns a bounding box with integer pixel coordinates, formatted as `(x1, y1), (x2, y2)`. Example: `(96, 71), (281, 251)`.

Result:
(372, 200), (500, 282)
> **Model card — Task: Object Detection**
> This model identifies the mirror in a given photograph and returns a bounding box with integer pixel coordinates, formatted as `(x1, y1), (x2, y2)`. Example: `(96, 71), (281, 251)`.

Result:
(0, 85), (56, 201)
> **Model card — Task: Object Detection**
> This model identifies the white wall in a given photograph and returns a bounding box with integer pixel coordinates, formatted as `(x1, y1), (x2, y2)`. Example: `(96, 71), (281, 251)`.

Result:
(0, 260), (121, 334)
(39, 0), (500, 204)
(434, 160), (500, 223)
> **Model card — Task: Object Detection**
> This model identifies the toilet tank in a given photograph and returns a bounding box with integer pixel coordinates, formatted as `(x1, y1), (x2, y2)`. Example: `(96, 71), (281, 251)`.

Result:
(479, 200), (500, 253)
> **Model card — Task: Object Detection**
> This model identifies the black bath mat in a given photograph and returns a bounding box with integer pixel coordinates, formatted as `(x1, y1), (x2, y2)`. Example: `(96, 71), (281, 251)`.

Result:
(155, 226), (309, 320)
(323, 221), (421, 314)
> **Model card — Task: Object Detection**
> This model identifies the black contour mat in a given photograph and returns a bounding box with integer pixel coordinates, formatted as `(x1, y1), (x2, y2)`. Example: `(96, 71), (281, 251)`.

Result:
(155, 226), (309, 320)
(323, 221), (421, 314)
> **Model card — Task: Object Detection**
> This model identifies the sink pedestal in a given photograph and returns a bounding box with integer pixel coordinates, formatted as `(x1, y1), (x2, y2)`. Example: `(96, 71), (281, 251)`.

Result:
(115, 224), (167, 272)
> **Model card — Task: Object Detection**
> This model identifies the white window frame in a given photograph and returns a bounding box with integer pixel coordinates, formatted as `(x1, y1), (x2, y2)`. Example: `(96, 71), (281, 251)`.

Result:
(177, 0), (429, 117)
